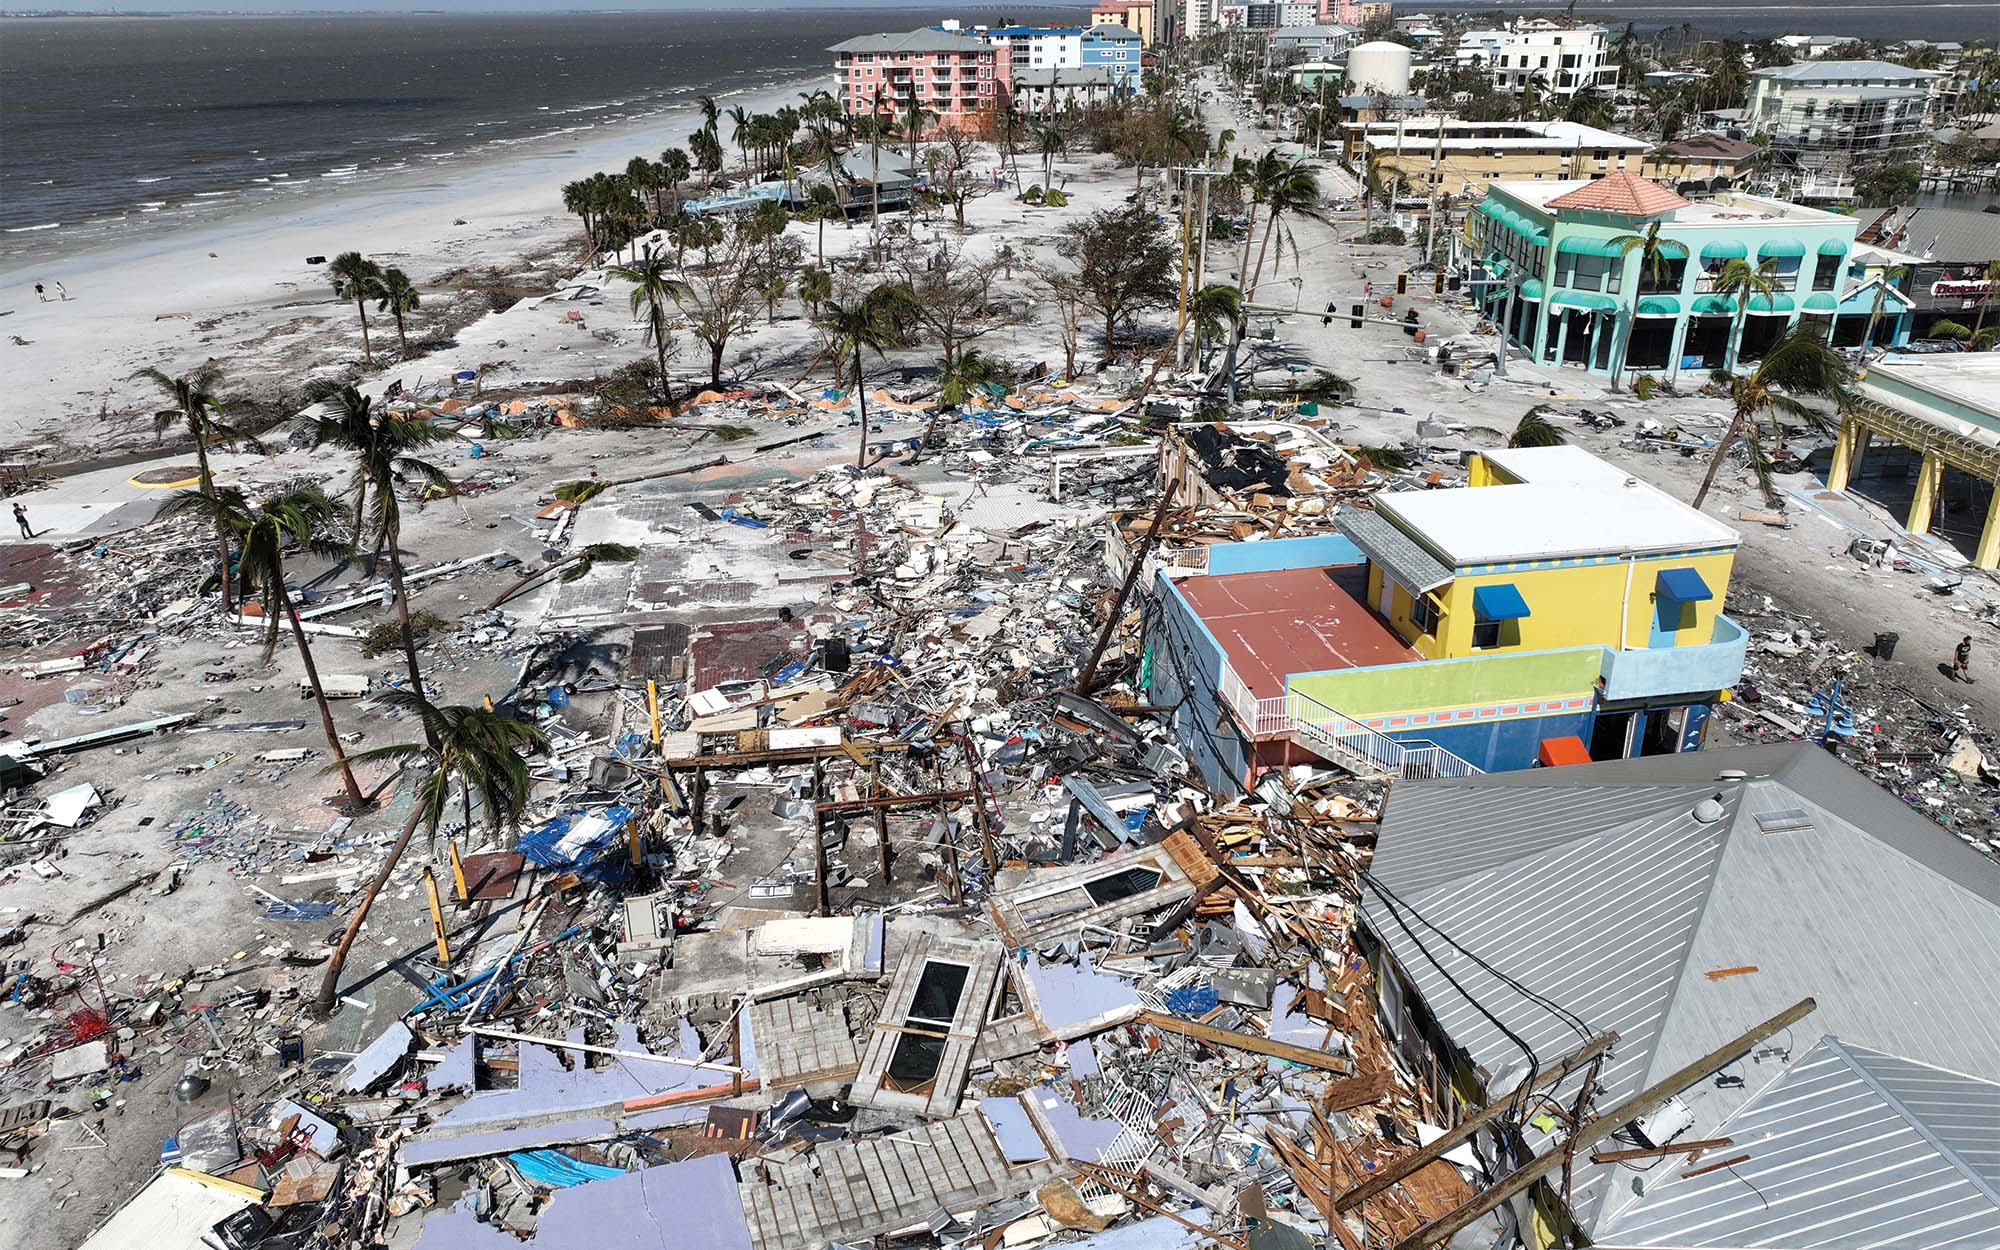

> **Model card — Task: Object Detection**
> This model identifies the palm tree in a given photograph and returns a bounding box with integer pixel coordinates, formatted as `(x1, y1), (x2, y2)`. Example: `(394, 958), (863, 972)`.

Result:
(939, 346), (1003, 410)
(314, 691), (549, 1016)
(1692, 331), (1852, 510)
(1188, 282), (1243, 373)
(818, 284), (913, 468)
(296, 382), (380, 555)
(660, 147), (692, 207)
(1510, 408), (1567, 447)
(1246, 157), (1324, 299)
(376, 268), (421, 360)
(1036, 121), (1067, 187)
(1605, 222), (1689, 388)
(726, 104), (753, 174)
(1001, 98), (1027, 191)
(160, 486), (365, 808)
(1561, 85), (1614, 129)
(1862, 263), (1911, 354)
(489, 541), (641, 608)
(901, 97), (937, 167)
(607, 243), (689, 401)
(133, 364), (261, 614)
(801, 183), (842, 266)
(797, 265), (833, 319)
(1712, 256), (1780, 372)
(329, 252), (385, 365)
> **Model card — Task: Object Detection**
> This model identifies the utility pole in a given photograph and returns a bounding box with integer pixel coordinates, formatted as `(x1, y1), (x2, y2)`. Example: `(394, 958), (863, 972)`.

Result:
(1077, 479), (1180, 696)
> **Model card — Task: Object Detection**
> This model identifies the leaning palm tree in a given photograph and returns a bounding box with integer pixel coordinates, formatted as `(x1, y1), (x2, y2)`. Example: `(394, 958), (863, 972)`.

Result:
(1605, 222), (1689, 388)
(1712, 256), (1780, 372)
(606, 243), (690, 402)
(1970, 259), (2000, 341)
(160, 486), (365, 808)
(314, 692), (549, 1016)
(818, 284), (913, 468)
(375, 268), (421, 360)
(329, 252), (385, 365)
(133, 364), (262, 613)
(1246, 157), (1324, 299)
(1692, 331), (1853, 510)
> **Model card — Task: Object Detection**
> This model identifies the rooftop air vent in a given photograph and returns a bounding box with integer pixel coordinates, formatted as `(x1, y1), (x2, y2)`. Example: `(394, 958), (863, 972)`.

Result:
(1753, 808), (1814, 835)
(1715, 769), (1748, 780)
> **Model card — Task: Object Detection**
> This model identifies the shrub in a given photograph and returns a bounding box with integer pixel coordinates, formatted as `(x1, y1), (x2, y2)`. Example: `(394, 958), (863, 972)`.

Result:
(1633, 374), (1659, 400)
(1043, 187), (1069, 207)
(1362, 226), (1406, 246)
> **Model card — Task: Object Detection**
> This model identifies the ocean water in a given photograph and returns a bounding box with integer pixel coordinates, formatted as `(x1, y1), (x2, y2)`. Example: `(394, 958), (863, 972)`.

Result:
(0, 7), (1053, 261)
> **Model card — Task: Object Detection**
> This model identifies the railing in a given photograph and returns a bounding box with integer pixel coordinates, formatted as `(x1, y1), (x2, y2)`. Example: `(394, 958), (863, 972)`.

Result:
(1212, 656), (1483, 779)
(1598, 614), (1749, 705)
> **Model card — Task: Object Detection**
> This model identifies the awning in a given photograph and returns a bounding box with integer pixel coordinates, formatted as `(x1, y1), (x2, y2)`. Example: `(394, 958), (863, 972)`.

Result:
(1817, 238), (1850, 256)
(1635, 295), (1681, 316)
(1691, 294), (1736, 315)
(1557, 235), (1626, 257)
(1477, 200), (1508, 221)
(1801, 291), (1838, 312)
(1472, 582), (1531, 622)
(1746, 292), (1795, 315)
(1655, 567), (1713, 604)
(1552, 291), (1618, 312)
(1337, 508), (1454, 595)
(1700, 240), (1747, 260)
(1758, 238), (1806, 258)
(1518, 278), (1546, 300)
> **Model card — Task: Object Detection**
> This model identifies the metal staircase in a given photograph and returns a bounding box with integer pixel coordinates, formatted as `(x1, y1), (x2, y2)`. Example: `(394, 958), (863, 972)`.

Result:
(1218, 666), (1484, 781)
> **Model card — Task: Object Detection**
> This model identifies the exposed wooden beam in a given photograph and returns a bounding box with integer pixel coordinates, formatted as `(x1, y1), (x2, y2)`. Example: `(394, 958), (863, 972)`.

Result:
(1138, 1010), (1352, 1074)
(1590, 1137), (1733, 1164)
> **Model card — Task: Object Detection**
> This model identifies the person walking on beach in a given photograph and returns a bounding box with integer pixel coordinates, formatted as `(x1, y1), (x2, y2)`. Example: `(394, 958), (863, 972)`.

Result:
(54, 281), (67, 302)
(34, 284), (46, 302)
(1954, 635), (1974, 683)
(12, 503), (31, 541)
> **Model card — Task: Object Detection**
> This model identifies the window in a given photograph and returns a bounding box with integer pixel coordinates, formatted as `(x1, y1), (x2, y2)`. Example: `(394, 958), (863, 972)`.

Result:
(1412, 593), (1440, 636)
(1771, 255), (1801, 281)
(1083, 867), (1163, 904)
(1810, 254), (1839, 291)
(1472, 619), (1503, 649)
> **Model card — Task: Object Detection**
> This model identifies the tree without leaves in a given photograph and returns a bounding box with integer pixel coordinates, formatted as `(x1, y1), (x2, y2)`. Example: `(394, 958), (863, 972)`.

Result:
(890, 241), (1011, 374)
(159, 485), (365, 807)
(328, 252), (385, 365)
(669, 231), (761, 387)
(132, 363), (263, 614)
(314, 691), (549, 1016)
(1032, 262), (1087, 380)
(1057, 204), (1179, 355)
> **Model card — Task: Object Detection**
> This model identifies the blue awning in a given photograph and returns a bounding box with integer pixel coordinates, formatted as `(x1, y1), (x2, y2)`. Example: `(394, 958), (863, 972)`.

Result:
(1472, 583), (1531, 622)
(1655, 567), (1713, 604)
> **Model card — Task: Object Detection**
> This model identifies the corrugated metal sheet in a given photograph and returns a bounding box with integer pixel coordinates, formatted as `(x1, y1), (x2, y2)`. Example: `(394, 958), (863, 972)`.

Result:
(1362, 744), (2000, 1240)
(1594, 1036), (2000, 1249)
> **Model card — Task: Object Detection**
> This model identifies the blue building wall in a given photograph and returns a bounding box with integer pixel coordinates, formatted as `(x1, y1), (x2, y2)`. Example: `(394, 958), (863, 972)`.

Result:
(1205, 534), (1364, 575)
(1383, 711), (1597, 772)
(1145, 574), (1252, 794)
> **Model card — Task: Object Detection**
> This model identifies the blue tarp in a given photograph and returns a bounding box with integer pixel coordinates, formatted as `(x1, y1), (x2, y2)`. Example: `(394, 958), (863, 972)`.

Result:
(508, 1149), (626, 1188)
(517, 806), (634, 870)
(1655, 567), (1713, 603)
(1472, 582), (1531, 622)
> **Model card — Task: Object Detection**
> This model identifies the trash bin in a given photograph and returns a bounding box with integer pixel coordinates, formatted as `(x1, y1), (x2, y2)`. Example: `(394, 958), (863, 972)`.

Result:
(1874, 631), (1898, 660)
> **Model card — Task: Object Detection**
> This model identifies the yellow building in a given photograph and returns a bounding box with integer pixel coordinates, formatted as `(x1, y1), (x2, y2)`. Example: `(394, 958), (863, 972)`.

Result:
(1090, 0), (1155, 47)
(1347, 119), (1650, 198)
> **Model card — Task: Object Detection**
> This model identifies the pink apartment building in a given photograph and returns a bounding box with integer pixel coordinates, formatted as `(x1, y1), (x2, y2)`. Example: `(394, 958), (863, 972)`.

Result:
(830, 29), (1008, 133)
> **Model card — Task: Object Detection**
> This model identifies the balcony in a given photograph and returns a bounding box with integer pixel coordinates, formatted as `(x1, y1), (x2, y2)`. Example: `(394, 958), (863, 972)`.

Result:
(1598, 614), (1748, 704)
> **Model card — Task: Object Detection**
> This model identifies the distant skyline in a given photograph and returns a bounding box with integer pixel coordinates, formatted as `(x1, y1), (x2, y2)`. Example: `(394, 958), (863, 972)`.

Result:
(0, 1), (1071, 11)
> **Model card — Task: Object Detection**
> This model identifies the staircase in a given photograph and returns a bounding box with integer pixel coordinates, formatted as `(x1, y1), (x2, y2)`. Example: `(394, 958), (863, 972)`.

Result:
(1219, 667), (1483, 781)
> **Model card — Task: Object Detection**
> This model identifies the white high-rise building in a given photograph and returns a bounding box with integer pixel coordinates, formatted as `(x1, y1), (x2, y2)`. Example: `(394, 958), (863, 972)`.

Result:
(1460, 23), (1617, 97)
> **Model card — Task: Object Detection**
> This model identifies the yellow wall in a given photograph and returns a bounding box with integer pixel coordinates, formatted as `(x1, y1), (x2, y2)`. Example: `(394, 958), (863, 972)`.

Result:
(1369, 542), (1737, 657)
(1365, 147), (1642, 198)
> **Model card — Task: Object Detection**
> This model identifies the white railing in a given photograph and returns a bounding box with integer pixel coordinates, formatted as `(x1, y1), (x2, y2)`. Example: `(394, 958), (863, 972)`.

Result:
(1211, 659), (1484, 779)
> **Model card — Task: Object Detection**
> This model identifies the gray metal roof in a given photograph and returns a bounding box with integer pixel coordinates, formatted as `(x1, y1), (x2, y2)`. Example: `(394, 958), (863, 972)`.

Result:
(1855, 205), (2000, 265)
(1013, 66), (1119, 88)
(1753, 59), (1945, 83)
(1335, 506), (1452, 593)
(1594, 1036), (2000, 1249)
(829, 29), (993, 54)
(1361, 743), (2000, 1237)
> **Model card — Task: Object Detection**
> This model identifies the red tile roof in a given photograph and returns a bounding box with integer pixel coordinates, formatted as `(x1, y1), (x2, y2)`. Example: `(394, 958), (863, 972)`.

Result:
(1545, 173), (1691, 217)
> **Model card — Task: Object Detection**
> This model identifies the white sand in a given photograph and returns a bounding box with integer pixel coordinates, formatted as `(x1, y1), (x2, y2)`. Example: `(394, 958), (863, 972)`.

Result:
(0, 75), (831, 460)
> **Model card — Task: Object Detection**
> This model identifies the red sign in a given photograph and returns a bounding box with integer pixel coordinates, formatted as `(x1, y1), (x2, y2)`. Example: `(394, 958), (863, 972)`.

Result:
(1930, 279), (1993, 298)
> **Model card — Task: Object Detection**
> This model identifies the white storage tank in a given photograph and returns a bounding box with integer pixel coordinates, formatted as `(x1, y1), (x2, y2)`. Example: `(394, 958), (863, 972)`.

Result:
(1345, 40), (1412, 96)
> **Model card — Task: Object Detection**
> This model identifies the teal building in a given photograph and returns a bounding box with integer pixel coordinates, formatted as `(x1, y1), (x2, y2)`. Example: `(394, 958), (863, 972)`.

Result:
(1469, 172), (1912, 383)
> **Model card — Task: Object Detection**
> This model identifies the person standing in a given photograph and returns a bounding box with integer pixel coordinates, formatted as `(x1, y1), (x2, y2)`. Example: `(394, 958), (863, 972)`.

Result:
(12, 503), (31, 540)
(33, 284), (45, 302)
(1954, 635), (1973, 683)
(54, 281), (67, 301)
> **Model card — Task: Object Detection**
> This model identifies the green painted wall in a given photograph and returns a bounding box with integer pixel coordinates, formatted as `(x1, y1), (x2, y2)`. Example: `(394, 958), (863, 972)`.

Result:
(1291, 647), (1603, 717)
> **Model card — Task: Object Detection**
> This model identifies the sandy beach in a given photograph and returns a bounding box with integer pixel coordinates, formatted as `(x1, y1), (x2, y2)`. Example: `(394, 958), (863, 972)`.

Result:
(0, 72), (830, 462)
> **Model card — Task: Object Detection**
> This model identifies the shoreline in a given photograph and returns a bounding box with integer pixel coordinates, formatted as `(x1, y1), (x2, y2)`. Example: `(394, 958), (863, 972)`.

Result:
(0, 70), (830, 462)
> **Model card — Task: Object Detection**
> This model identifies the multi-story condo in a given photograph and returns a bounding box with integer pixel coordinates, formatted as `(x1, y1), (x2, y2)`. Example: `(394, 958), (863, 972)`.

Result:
(972, 24), (1141, 94)
(1245, 2), (1319, 29)
(1269, 23), (1358, 62)
(830, 29), (1006, 129)
(1344, 118), (1650, 197)
(1747, 61), (1945, 176)
(1462, 23), (1618, 97)
(1089, 0), (1156, 48)
(1320, 0), (1389, 23)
